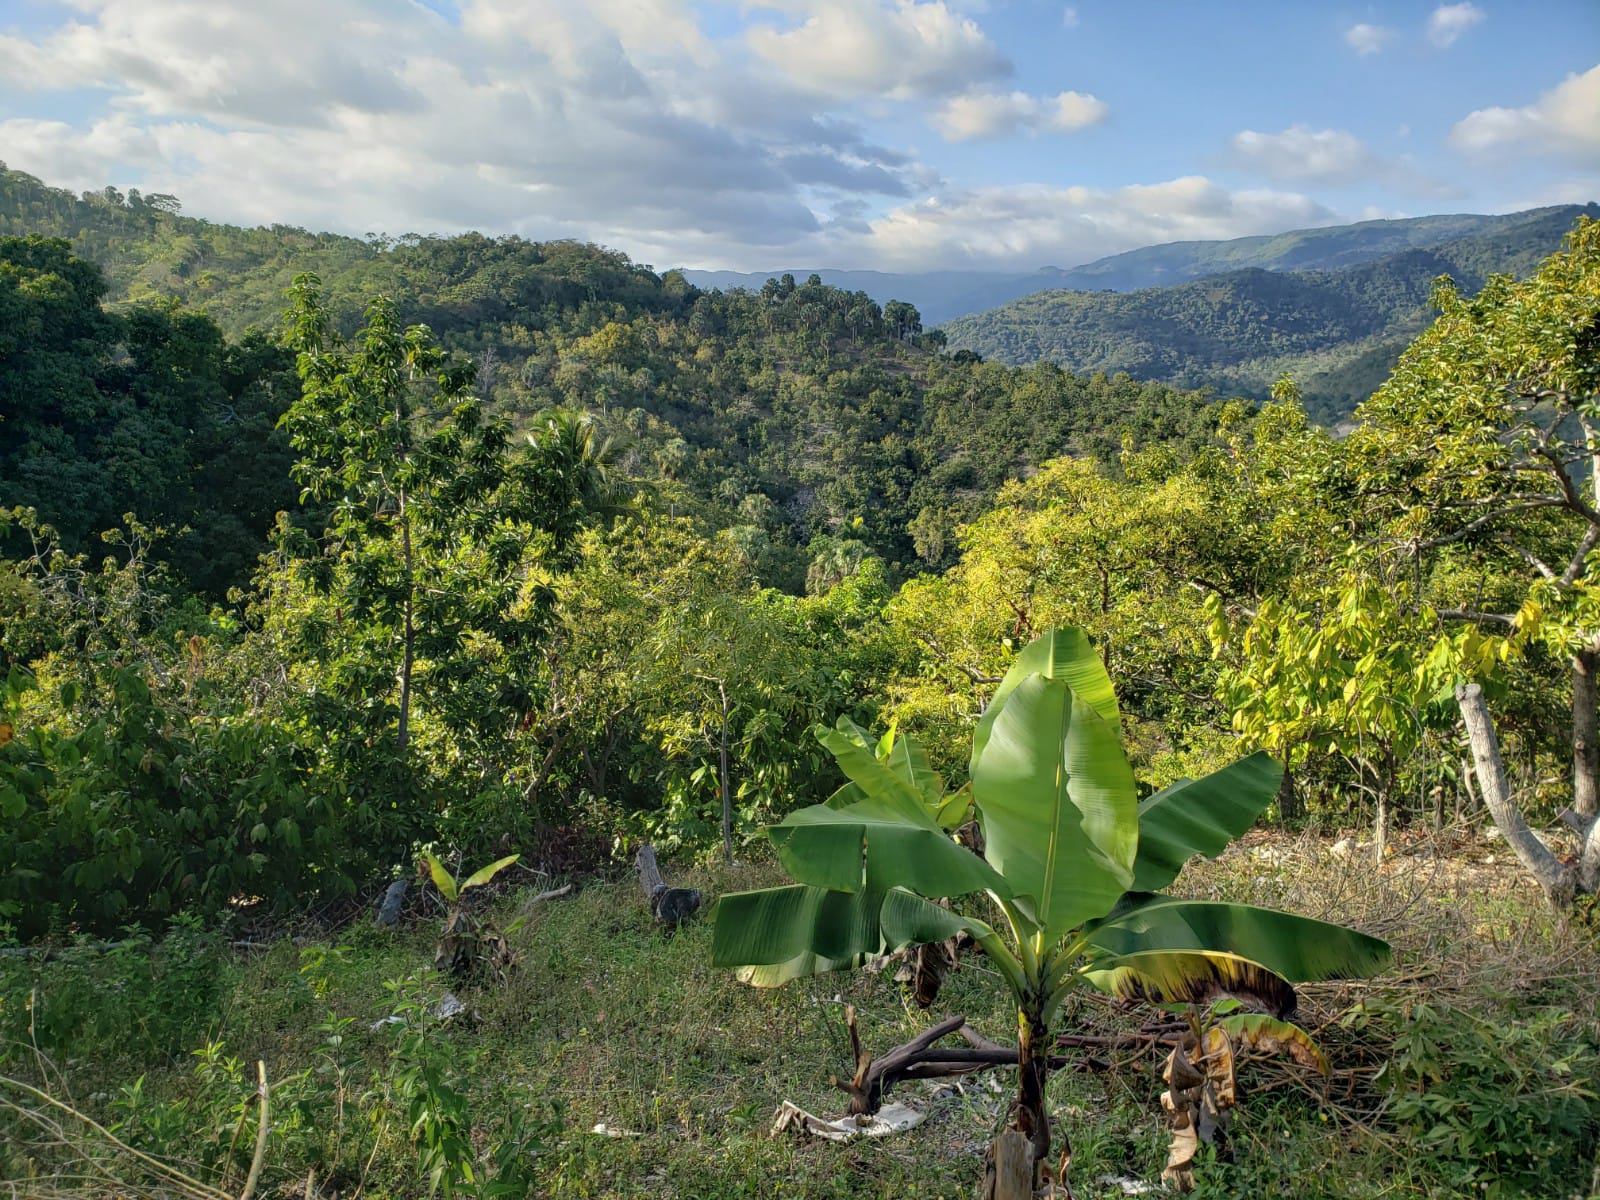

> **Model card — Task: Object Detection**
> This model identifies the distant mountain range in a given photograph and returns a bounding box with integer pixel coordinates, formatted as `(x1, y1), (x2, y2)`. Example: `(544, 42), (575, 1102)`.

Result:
(938, 204), (1599, 420)
(5, 154), (1592, 423)
(679, 207), (1593, 327)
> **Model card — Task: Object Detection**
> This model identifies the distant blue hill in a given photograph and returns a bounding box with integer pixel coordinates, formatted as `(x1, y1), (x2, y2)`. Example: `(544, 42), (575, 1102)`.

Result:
(937, 203), (1599, 421)
(679, 206), (1594, 326)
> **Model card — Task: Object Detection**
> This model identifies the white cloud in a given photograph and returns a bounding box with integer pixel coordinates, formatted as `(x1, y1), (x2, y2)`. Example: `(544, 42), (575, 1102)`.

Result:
(849, 176), (1338, 269)
(747, 0), (1008, 100)
(1229, 125), (1458, 198)
(1061, 6), (1078, 28)
(931, 89), (1107, 142)
(1427, 3), (1484, 48)
(1344, 23), (1394, 55)
(0, 0), (933, 265)
(1450, 65), (1600, 168)
(1231, 126), (1380, 185)
(0, 0), (1474, 272)
(1499, 178), (1600, 208)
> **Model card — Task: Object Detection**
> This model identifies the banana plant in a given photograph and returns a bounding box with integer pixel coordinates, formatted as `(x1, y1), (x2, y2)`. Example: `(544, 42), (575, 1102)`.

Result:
(713, 627), (1390, 1196)
(423, 851), (521, 983)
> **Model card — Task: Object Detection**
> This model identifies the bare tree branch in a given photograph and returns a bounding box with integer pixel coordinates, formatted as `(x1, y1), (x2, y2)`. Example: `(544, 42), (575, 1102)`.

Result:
(1562, 525), (1600, 586)
(1411, 499), (1570, 552)
(1495, 536), (1557, 581)
(1437, 608), (1518, 626)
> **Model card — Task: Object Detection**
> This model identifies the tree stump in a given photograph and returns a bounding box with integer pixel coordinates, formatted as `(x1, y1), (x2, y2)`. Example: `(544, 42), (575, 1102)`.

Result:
(374, 878), (410, 927)
(634, 844), (702, 927)
(981, 1130), (1036, 1200)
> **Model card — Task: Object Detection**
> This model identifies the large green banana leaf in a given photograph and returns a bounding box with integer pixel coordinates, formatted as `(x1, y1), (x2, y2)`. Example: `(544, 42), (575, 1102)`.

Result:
(1131, 752), (1282, 892)
(882, 726), (946, 811)
(820, 717), (958, 824)
(1084, 894), (1392, 983)
(712, 884), (975, 987)
(934, 780), (974, 832)
(972, 673), (1137, 939)
(772, 717), (1008, 899)
(970, 627), (1120, 774)
(768, 792), (1010, 898)
(1080, 948), (1298, 1018)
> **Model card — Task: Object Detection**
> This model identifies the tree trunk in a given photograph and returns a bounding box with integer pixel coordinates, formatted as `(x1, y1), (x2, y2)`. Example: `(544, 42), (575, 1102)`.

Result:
(397, 484), (414, 753)
(1363, 758), (1389, 864)
(985, 1011), (1062, 1196)
(1573, 647), (1599, 820)
(717, 681), (732, 866)
(1457, 683), (1573, 904)
(985, 1132), (1035, 1200)
(1276, 760), (1300, 823)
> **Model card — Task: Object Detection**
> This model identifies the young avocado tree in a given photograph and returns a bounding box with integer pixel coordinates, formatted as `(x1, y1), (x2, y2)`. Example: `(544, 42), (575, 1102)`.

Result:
(713, 628), (1390, 1198)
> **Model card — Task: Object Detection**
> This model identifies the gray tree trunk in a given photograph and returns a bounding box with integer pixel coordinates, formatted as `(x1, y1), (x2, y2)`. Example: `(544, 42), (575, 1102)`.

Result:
(1276, 760), (1301, 823)
(1572, 647), (1599, 820)
(1456, 683), (1573, 904)
(718, 681), (732, 866)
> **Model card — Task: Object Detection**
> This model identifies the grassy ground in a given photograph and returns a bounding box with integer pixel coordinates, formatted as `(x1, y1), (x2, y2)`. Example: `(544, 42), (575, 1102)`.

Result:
(3, 834), (1597, 1199)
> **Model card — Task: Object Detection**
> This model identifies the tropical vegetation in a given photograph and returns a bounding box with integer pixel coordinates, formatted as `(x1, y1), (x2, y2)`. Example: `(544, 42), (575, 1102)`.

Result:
(1, 167), (1598, 1198)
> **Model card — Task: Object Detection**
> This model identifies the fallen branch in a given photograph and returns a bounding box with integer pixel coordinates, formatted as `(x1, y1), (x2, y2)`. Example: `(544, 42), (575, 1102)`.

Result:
(527, 883), (575, 905)
(835, 1010), (1121, 1116)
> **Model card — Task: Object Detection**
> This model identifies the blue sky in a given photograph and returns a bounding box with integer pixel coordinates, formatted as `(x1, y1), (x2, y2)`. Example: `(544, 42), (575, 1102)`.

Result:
(0, 0), (1595, 270)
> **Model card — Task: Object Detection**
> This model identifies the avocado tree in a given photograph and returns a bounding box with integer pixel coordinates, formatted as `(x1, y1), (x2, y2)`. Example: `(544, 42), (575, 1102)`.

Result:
(713, 628), (1390, 1198)
(272, 274), (591, 855)
(1334, 217), (1600, 900)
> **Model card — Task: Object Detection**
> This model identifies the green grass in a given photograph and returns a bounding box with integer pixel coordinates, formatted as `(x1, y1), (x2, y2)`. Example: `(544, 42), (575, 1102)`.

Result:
(3, 844), (1597, 1199)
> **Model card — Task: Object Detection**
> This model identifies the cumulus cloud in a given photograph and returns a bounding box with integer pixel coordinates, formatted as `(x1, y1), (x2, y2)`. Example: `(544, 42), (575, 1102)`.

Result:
(1228, 125), (1458, 198)
(0, 0), (934, 265)
(1450, 65), (1600, 167)
(0, 0), (1409, 271)
(747, 0), (1009, 100)
(931, 89), (1107, 141)
(849, 176), (1337, 270)
(1427, 3), (1484, 48)
(1344, 23), (1394, 55)
(1231, 126), (1379, 185)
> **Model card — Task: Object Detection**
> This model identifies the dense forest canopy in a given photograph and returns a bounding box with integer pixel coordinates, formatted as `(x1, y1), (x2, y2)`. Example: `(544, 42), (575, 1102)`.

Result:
(0, 164), (1235, 597)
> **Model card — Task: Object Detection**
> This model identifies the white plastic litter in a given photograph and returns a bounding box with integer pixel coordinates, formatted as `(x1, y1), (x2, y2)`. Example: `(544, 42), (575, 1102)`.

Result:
(1094, 1175), (1156, 1195)
(367, 991), (466, 1031)
(769, 1100), (925, 1141)
(430, 992), (465, 1019)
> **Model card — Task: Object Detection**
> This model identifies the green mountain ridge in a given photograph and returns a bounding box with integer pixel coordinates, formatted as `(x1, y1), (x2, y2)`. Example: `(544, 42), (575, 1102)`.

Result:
(680, 208), (1588, 325)
(940, 205), (1599, 420)
(0, 164), (1230, 596)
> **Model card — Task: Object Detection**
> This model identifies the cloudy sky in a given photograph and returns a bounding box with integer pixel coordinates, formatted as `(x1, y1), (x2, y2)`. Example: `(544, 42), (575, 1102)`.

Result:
(1, 0), (1596, 271)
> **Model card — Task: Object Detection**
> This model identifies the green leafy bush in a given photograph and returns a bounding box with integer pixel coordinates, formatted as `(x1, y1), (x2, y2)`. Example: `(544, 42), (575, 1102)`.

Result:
(1349, 997), (1599, 1195)
(0, 913), (230, 1065)
(0, 667), (353, 939)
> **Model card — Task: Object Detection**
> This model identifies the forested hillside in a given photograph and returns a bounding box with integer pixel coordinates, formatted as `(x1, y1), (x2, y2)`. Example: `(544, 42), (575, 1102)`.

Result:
(942, 204), (1597, 419)
(1029, 204), (1589, 290)
(0, 165), (1229, 596)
